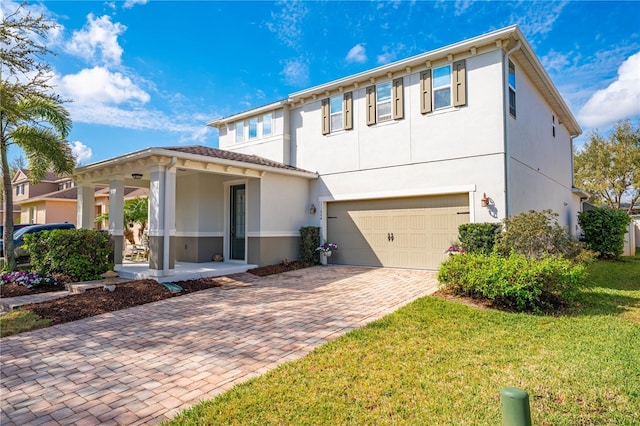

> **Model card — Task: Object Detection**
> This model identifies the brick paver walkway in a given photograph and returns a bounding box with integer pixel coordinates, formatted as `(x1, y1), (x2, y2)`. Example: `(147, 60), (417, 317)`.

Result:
(0, 266), (438, 425)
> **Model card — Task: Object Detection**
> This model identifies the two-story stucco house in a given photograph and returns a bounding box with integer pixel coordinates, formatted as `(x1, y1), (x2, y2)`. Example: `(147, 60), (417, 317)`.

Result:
(74, 25), (585, 280)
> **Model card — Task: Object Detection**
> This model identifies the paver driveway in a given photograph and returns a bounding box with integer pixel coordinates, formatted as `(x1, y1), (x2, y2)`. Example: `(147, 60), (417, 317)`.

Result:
(1, 266), (439, 425)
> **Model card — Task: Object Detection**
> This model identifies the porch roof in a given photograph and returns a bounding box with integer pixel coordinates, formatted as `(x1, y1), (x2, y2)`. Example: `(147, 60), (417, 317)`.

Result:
(73, 145), (318, 185)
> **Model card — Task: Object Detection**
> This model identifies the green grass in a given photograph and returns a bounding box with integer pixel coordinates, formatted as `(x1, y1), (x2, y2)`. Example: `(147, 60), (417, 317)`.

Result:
(0, 308), (51, 337)
(166, 257), (640, 425)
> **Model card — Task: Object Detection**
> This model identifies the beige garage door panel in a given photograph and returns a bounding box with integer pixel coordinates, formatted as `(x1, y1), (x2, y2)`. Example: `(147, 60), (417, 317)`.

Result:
(327, 194), (469, 269)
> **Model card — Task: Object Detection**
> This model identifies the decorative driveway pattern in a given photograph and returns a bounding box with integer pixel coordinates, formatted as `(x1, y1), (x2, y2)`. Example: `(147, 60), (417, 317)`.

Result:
(1, 266), (439, 425)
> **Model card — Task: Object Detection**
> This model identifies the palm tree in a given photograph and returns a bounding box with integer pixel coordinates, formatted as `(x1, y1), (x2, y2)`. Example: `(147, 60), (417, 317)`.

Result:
(1, 81), (75, 270)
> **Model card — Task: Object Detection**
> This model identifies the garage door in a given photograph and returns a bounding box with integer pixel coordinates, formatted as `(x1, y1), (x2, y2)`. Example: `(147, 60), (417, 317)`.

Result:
(326, 194), (469, 269)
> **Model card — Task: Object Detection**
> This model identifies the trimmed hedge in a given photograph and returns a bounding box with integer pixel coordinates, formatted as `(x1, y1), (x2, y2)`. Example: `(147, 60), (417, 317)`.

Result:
(578, 208), (631, 260)
(299, 226), (321, 265)
(458, 222), (501, 255)
(438, 253), (587, 312)
(24, 229), (113, 282)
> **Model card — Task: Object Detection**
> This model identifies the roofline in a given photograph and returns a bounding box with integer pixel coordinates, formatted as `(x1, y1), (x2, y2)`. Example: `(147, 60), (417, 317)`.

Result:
(74, 147), (318, 180)
(207, 100), (288, 128)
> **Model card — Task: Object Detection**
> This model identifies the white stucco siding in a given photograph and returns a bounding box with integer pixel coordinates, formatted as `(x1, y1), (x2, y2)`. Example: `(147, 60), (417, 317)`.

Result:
(291, 49), (506, 175)
(506, 57), (578, 233)
(256, 173), (310, 235)
(218, 108), (287, 163)
(311, 154), (506, 226)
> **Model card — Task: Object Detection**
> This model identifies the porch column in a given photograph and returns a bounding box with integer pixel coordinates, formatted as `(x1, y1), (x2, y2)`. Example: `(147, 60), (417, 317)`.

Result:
(148, 163), (176, 277)
(76, 183), (95, 229)
(109, 177), (125, 266)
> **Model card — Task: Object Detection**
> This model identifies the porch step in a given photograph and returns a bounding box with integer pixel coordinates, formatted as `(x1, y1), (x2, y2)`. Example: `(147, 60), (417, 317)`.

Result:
(67, 278), (130, 294)
(115, 262), (258, 283)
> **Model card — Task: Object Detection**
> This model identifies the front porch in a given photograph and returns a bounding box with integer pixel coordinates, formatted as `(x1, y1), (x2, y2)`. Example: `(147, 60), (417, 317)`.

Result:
(115, 260), (258, 283)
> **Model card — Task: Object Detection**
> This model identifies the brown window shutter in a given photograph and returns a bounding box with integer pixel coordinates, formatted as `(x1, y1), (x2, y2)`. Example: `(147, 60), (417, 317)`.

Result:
(321, 98), (330, 135)
(366, 85), (376, 126)
(453, 59), (466, 107)
(420, 70), (432, 114)
(392, 77), (404, 120)
(343, 92), (353, 130)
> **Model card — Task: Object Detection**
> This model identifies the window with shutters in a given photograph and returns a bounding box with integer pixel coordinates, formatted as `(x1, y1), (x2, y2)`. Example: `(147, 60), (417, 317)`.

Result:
(366, 78), (403, 126)
(322, 92), (353, 135)
(420, 60), (466, 114)
(509, 60), (516, 117)
(330, 95), (343, 131)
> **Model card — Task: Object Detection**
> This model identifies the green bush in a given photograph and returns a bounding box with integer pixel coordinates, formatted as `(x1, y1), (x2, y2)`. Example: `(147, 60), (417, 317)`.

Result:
(578, 208), (631, 260)
(438, 253), (587, 312)
(25, 229), (113, 281)
(494, 209), (592, 262)
(299, 226), (321, 265)
(458, 223), (501, 254)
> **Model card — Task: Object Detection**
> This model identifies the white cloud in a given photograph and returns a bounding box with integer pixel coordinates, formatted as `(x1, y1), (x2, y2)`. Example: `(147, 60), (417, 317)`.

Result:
(346, 44), (367, 64)
(59, 67), (150, 105)
(123, 0), (148, 9)
(66, 14), (126, 66)
(281, 58), (309, 87)
(377, 44), (405, 65)
(510, 1), (568, 43)
(267, 1), (308, 50)
(578, 51), (640, 128)
(71, 141), (93, 164)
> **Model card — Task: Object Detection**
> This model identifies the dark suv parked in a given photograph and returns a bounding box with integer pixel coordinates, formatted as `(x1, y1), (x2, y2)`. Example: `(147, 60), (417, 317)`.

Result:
(0, 223), (75, 260)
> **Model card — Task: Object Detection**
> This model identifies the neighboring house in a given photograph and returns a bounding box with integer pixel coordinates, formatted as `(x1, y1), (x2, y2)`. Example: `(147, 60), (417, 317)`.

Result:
(74, 25), (585, 279)
(12, 169), (147, 233)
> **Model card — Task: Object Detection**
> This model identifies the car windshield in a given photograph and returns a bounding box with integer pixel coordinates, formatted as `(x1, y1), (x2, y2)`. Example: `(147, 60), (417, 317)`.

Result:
(13, 226), (37, 239)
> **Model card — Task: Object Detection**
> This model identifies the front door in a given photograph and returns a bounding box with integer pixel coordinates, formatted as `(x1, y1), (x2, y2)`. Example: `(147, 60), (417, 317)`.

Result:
(230, 184), (246, 261)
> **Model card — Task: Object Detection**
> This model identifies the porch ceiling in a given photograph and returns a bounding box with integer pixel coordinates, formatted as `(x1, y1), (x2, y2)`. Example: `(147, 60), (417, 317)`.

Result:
(73, 146), (318, 186)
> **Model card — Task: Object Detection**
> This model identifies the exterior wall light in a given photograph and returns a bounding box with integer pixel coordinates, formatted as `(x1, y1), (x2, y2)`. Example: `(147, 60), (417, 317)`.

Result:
(309, 203), (317, 214)
(132, 173), (143, 180)
(481, 193), (490, 208)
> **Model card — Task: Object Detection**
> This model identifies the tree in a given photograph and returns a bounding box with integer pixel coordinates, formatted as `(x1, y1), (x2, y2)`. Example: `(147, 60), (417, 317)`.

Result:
(95, 197), (149, 243)
(574, 120), (640, 214)
(1, 4), (75, 270)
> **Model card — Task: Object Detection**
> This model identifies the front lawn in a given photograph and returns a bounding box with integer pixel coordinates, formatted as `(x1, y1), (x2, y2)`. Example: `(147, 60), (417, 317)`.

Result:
(166, 256), (640, 425)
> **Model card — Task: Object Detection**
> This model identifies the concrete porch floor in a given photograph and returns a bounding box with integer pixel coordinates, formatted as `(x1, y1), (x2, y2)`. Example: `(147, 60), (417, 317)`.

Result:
(114, 261), (258, 282)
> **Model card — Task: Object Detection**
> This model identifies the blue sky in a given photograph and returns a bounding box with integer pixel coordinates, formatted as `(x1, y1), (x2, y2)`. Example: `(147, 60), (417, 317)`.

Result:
(5, 0), (640, 165)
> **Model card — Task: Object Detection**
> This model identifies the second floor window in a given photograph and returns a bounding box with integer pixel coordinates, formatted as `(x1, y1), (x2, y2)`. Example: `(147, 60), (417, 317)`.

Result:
(433, 65), (452, 109)
(366, 78), (404, 126)
(376, 81), (392, 122)
(248, 117), (258, 139)
(235, 121), (244, 143)
(15, 184), (25, 196)
(509, 60), (516, 117)
(330, 95), (343, 131)
(262, 113), (272, 136)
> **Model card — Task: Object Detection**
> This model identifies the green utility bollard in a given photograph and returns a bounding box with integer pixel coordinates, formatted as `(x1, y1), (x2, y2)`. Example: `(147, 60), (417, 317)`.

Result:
(500, 387), (532, 426)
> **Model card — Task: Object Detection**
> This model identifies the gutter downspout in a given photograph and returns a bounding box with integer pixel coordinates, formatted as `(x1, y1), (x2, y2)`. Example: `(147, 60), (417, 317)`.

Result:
(163, 157), (177, 275)
(503, 40), (521, 218)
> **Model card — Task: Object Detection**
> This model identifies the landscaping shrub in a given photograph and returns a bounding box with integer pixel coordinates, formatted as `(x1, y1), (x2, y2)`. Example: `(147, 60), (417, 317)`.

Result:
(578, 208), (631, 260)
(494, 209), (592, 262)
(25, 229), (113, 281)
(458, 222), (501, 254)
(299, 226), (321, 264)
(438, 253), (587, 312)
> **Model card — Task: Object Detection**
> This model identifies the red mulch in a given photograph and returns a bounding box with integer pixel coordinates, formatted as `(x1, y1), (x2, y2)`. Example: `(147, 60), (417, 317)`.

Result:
(0, 283), (66, 298)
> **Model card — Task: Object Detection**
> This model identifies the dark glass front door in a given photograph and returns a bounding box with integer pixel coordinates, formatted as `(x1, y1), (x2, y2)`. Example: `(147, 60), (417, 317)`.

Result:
(230, 184), (245, 261)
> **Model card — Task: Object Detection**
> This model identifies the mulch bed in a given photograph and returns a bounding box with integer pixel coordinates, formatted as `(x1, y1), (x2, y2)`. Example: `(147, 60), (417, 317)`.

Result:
(2, 262), (316, 328)
(22, 279), (223, 325)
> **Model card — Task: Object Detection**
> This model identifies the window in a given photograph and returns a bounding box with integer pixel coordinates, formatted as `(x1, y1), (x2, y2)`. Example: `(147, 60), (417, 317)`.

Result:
(58, 183), (64, 191)
(248, 117), (258, 139)
(321, 92), (353, 135)
(366, 78), (403, 126)
(262, 113), (272, 136)
(420, 60), (466, 114)
(433, 65), (452, 109)
(509, 60), (516, 117)
(235, 121), (244, 143)
(330, 95), (343, 131)
(376, 81), (392, 122)
(15, 184), (25, 196)
(552, 115), (556, 138)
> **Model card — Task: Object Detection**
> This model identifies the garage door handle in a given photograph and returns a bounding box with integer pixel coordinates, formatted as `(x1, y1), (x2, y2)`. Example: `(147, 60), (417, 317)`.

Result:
(388, 233), (394, 242)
